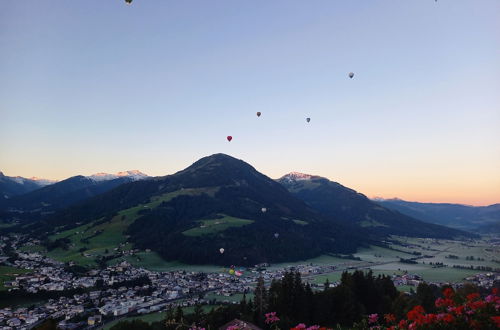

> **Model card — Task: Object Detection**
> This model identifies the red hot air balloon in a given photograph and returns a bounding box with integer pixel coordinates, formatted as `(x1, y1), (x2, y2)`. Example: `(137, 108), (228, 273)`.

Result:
(227, 136), (232, 142)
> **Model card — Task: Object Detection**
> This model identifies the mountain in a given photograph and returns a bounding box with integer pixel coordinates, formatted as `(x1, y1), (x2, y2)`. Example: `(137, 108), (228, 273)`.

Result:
(29, 154), (371, 266)
(374, 198), (500, 232)
(0, 171), (56, 200)
(88, 170), (149, 182)
(0, 171), (149, 216)
(277, 173), (472, 239)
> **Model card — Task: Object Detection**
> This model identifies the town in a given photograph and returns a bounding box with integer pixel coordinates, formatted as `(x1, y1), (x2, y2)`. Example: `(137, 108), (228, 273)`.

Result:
(1, 233), (499, 330)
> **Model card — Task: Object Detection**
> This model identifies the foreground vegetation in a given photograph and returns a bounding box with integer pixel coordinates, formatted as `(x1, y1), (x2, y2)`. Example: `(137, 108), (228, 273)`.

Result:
(94, 270), (499, 330)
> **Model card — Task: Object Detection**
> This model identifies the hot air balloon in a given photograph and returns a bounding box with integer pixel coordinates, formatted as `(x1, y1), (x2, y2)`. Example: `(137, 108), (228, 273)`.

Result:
(274, 233), (279, 239)
(125, 0), (133, 4)
(227, 136), (232, 142)
(261, 207), (267, 213)
(219, 248), (225, 254)
(229, 269), (235, 275)
(349, 72), (354, 79)
(306, 118), (311, 123)
(256, 112), (261, 117)
(235, 270), (243, 276)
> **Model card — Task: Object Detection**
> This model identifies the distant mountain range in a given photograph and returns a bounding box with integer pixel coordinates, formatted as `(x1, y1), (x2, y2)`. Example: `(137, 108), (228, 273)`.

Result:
(373, 198), (500, 233)
(0, 171), (56, 200)
(0, 171), (149, 217)
(4, 154), (473, 266)
(277, 173), (469, 238)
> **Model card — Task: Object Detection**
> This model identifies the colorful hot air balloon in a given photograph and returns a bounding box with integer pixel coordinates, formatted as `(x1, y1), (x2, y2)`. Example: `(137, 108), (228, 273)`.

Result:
(261, 207), (267, 213)
(256, 112), (261, 117)
(227, 136), (232, 142)
(349, 72), (354, 79)
(229, 269), (235, 275)
(219, 248), (225, 254)
(235, 270), (243, 276)
(306, 118), (311, 123)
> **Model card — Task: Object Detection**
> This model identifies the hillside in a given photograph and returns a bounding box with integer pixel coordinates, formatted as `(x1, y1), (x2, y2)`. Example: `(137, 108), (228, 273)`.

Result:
(277, 173), (473, 239)
(28, 154), (371, 266)
(374, 198), (500, 232)
(0, 171), (54, 201)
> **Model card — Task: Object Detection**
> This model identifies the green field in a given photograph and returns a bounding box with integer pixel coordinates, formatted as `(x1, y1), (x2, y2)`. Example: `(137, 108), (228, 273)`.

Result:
(354, 245), (414, 263)
(204, 292), (253, 303)
(268, 254), (356, 270)
(108, 251), (223, 273)
(103, 311), (168, 330)
(292, 219), (308, 226)
(0, 266), (31, 291)
(182, 215), (254, 237)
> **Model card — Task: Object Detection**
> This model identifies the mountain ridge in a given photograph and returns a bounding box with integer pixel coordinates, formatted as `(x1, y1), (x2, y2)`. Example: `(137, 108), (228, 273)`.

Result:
(373, 198), (500, 232)
(26, 154), (373, 265)
(277, 172), (473, 239)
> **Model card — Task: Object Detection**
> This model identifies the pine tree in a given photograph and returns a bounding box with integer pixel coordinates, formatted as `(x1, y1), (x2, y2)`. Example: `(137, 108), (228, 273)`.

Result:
(254, 276), (268, 325)
(175, 306), (184, 322)
(194, 303), (204, 321)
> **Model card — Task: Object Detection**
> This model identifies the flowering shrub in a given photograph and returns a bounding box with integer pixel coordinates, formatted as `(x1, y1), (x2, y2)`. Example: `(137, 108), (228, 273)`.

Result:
(354, 287), (500, 329)
(284, 288), (499, 330)
(265, 312), (281, 324)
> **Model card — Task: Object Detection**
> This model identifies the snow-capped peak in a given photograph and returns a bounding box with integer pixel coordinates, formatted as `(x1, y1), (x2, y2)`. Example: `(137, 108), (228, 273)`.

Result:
(279, 172), (323, 182)
(28, 177), (58, 186)
(5, 175), (56, 186)
(88, 170), (149, 182)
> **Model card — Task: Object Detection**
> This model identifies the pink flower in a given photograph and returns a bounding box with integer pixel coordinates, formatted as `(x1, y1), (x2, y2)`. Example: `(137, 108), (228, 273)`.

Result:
(293, 324), (307, 329)
(264, 312), (280, 324)
(306, 326), (320, 330)
(368, 313), (378, 324)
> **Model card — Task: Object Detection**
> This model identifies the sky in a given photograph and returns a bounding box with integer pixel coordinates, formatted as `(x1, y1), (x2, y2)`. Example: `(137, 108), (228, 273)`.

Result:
(0, 1), (499, 206)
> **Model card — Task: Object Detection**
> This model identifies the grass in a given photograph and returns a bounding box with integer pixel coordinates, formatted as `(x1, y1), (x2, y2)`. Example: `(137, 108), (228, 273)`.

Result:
(397, 285), (415, 293)
(354, 245), (414, 263)
(0, 221), (17, 229)
(292, 219), (308, 226)
(103, 311), (167, 330)
(182, 215), (254, 237)
(103, 304), (223, 330)
(268, 254), (358, 271)
(359, 219), (389, 227)
(0, 266), (31, 291)
(204, 292), (253, 303)
(108, 251), (223, 273)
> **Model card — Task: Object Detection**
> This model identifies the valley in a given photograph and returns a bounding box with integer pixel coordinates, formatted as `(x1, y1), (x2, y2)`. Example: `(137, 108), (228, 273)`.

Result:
(0, 155), (498, 329)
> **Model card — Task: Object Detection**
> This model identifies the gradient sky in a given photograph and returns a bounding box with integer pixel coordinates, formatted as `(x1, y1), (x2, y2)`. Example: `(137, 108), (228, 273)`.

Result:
(1, 1), (499, 206)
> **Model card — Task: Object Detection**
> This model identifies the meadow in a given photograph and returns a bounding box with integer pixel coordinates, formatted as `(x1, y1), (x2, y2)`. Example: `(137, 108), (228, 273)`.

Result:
(182, 215), (254, 237)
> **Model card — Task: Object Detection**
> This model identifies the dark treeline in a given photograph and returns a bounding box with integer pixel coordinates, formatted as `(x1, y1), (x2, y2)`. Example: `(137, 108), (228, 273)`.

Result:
(106, 270), (493, 330)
